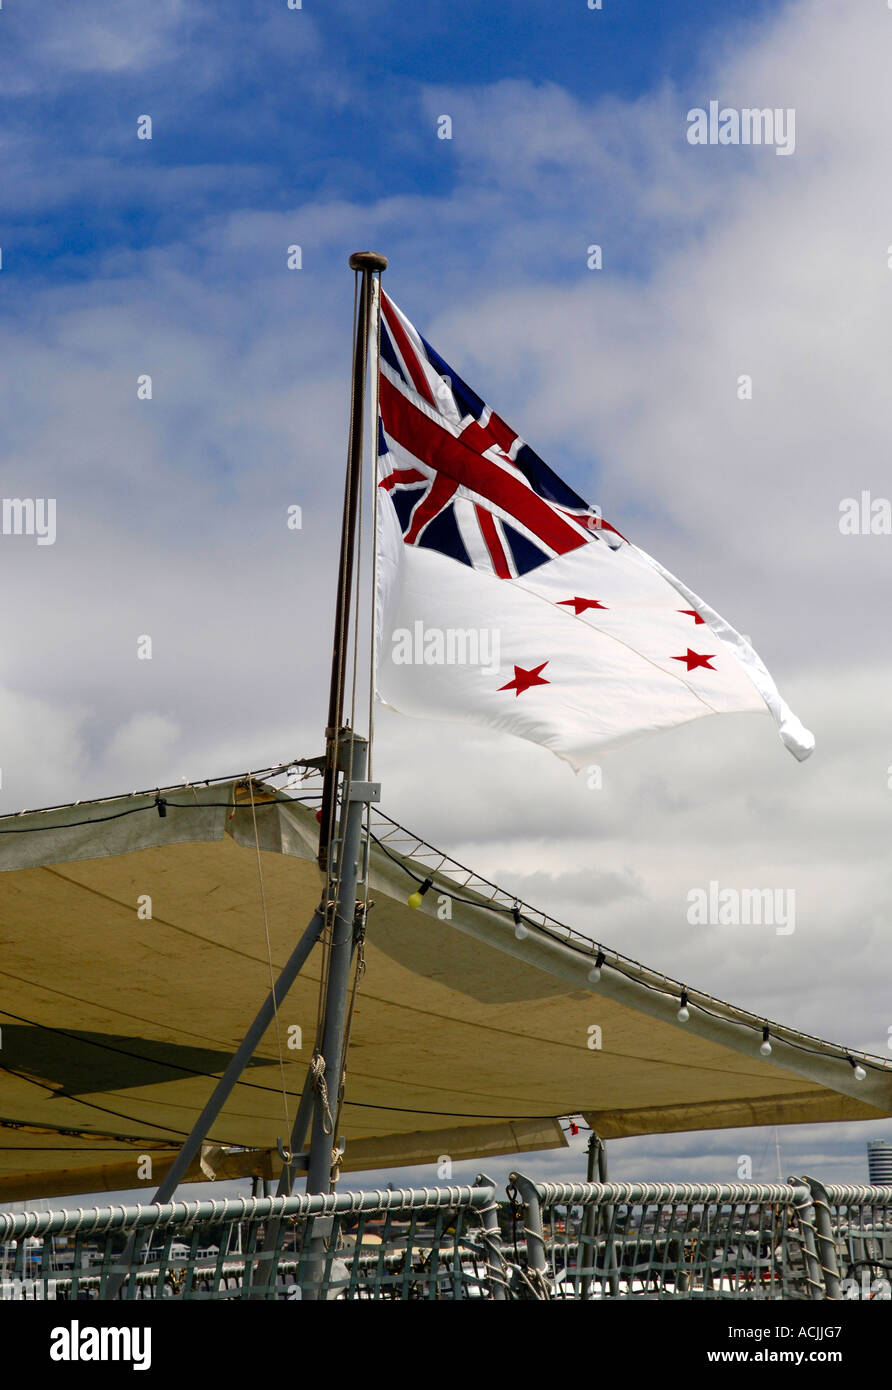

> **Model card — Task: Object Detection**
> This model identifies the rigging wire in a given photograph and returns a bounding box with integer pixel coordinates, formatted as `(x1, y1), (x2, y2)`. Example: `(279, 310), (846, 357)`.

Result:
(315, 269), (362, 1054)
(367, 275), (382, 816)
(246, 776), (291, 1141)
(0, 759), (322, 828)
(0, 790), (321, 834)
(365, 830), (888, 1076)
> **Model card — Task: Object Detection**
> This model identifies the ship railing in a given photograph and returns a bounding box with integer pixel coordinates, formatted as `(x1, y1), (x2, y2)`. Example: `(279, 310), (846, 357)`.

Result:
(3, 1175), (891, 1300)
(506, 1176), (825, 1300)
(0, 1178), (502, 1302)
(806, 1182), (892, 1300)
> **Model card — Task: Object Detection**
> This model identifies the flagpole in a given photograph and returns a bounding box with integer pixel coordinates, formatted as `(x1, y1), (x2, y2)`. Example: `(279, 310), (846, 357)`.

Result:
(317, 250), (387, 874)
(301, 252), (385, 1297)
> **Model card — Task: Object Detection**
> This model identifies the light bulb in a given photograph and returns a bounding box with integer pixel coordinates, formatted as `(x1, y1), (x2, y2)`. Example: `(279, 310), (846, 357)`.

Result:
(677, 1005), (690, 1022)
(408, 877), (433, 910)
(760, 1027), (772, 1057)
(588, 951), (606, 985)
(854, 1064), (867, 1082)
(515, 923), (529, 940)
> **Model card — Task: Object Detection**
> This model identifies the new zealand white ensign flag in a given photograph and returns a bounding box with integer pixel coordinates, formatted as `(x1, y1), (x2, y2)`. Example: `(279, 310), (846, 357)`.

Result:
(374, 289), (814, 768)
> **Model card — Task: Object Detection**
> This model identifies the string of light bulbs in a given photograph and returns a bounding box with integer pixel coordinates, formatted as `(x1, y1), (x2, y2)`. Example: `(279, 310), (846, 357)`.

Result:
(372, 826), (882, 1086)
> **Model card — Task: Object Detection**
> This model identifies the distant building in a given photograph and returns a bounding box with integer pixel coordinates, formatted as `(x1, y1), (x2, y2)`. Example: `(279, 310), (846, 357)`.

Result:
(867, 1141), (892, 1186)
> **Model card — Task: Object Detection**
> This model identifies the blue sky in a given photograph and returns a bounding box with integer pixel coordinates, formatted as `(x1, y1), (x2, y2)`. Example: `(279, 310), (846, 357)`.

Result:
(4, 0), (892, 1199)
(4, 0), (775, 280)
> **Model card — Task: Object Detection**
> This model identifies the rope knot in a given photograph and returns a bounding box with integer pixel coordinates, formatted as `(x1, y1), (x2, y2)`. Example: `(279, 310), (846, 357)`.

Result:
(310, 1051), (334, 1135)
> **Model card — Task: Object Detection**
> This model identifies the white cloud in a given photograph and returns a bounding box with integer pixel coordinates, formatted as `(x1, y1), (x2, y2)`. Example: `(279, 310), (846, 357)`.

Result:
(0, 687), (88, 810)
(101, 712), (181, 773)
(0, 1), (197, 87)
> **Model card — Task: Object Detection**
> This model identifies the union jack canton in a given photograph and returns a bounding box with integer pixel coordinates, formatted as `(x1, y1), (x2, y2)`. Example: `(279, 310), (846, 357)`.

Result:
(377, 290), (624, 579)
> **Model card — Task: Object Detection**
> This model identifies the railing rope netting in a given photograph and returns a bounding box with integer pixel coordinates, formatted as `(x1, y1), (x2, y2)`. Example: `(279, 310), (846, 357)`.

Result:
(0, 1177), (889, 1301)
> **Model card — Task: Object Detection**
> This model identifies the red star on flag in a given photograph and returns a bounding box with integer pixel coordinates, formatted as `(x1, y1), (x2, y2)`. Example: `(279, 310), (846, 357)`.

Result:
(678, 609), (705, 624)
(558, 597), (608, 615)
(499, 662), (550, 697)
(673, 648), (716, 672)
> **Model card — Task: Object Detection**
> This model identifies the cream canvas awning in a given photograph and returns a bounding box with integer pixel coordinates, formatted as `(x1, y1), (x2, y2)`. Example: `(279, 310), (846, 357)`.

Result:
(0, 775), (888, 1201)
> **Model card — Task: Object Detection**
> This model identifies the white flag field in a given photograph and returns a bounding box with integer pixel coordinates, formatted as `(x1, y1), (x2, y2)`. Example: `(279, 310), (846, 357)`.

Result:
(373, 290), (814, 770)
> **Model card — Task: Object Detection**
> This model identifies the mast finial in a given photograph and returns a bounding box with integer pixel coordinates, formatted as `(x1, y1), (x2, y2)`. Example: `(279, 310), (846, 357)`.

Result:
(349, 250), (388, 272)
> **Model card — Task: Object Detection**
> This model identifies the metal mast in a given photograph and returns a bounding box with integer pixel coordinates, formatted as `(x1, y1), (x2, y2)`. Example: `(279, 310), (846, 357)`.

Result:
(304, 251), (385, 1191)
(317, 251), (386, 875)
